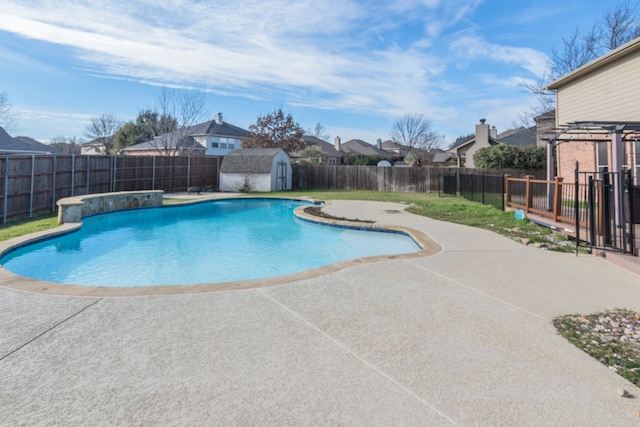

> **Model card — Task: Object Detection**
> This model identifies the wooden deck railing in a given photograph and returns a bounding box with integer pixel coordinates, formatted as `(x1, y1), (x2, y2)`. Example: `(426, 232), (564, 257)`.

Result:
(505, 175), (588, 227)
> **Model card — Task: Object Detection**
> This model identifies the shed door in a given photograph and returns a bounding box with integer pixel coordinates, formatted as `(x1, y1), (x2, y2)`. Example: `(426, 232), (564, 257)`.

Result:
(277, 161), (287, 191)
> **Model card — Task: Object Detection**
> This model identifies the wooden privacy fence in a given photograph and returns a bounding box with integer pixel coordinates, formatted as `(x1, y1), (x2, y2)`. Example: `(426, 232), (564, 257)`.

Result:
(293, 165), (545, 192)
(0, 155), (222, 223)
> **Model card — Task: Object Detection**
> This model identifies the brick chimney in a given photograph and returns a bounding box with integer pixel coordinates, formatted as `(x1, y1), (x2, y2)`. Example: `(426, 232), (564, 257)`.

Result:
(475, 119), (490, 147)
(215, 112), (223, 125)
(490, 126), (497, 140)
(466, 118), (492, 168)
(334, 136), (341, 151)
(534, 109), (556, 147)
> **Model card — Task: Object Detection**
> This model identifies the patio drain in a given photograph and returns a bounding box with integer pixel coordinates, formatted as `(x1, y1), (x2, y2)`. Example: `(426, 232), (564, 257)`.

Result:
(385, 210), (402, 214)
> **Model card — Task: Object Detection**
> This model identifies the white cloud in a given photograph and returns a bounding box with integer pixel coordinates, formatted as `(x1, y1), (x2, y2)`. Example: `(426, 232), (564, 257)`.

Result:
(449, 35), (550, 78)
(0, 0), (483, 118)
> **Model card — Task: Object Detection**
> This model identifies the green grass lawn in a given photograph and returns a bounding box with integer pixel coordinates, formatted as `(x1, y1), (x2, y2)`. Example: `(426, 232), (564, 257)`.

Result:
(268, 190), (577, 253)
(0, 213), (59, 242)
(0, 190), (577, 252)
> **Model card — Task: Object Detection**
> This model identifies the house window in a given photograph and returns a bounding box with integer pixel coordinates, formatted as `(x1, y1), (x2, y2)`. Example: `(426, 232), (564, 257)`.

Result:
(596, 141), (608, 171)
(221, 143), (227, 149)
(211, 142), (219, 148)
(228, 144), (234, 149)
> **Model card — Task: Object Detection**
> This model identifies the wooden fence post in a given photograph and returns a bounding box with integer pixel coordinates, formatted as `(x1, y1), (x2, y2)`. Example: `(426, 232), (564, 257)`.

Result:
(3, 157), (8, 224)
(553, 176), (563, 222)
(503, 174), (510, 209)
(525, 175), (533, 213)
(29, 155), (35, 218)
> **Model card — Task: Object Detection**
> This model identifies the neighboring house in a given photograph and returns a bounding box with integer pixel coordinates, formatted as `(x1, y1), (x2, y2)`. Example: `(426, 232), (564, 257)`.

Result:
(380, 139), (407, 156)
(219, 148), (292, 192)
(123, 113), (250, 156)
(81, 137), (113, 155)
(0, 127), (58, 155)
(497, 126), (537, 148)
(431, 151), (456, 166)
(545, 36), (640, 184)
(448, 119), (500, 168)
(448, 119), (542, 168)
(290, 135), (344, 165)
(341, 138), (394, 159)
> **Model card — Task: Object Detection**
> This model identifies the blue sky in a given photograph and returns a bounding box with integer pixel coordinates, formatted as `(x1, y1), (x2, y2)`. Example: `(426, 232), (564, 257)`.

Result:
(0, 0), (616, 146)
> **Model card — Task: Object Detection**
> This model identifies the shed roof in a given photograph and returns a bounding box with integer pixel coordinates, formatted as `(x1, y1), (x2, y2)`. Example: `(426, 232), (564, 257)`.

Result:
(220, 148), (286, 174)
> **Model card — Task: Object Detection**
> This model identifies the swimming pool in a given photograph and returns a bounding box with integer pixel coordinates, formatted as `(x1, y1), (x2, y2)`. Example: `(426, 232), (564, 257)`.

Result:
(0, 198), (421, 287)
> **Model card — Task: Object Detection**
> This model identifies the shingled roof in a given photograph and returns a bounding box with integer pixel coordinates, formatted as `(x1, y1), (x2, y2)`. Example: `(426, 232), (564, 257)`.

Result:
(0, 127), (57, 154)
(124, 118), (251, 151)
(341, 139), (392, 158)
(497, 126), (536, 147)
(220, 148), (285, 174)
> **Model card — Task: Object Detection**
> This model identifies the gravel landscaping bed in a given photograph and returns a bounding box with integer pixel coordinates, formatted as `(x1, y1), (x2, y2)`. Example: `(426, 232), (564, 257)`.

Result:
(554, 309), (640, 387)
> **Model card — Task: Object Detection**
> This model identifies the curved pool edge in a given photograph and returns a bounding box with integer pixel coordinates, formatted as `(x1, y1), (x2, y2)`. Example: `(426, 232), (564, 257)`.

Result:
(0, 198), (442, 297)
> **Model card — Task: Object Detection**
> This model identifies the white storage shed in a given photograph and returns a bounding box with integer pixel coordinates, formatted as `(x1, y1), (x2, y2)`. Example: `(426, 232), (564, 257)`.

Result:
(219, 148), (292, 192)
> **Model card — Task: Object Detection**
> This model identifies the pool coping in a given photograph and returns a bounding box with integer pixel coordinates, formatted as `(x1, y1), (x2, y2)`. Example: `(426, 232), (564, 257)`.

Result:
(0, 197), (441, 297)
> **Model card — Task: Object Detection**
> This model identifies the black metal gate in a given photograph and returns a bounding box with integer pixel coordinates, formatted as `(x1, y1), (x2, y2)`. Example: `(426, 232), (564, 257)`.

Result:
(582, 168), (636, 255)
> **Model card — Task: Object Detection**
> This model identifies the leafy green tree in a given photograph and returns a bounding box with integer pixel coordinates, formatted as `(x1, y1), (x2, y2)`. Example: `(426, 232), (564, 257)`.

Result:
(299, 145), (327, 164)
(114, 109), (177, 151)
(474, 145), (546, 169)
(343, 154), (386, 166)
(244, 108), (305, 154)
(520, 145), (547, 169)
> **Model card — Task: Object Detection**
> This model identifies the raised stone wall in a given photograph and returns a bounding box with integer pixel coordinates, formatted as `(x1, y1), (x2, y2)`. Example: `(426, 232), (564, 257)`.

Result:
(57, 191), (164, 224)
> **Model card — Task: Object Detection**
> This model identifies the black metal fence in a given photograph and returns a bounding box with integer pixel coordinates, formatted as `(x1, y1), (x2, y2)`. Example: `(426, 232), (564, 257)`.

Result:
(458, 173), (505, 210)
(582, 168), (636, 255)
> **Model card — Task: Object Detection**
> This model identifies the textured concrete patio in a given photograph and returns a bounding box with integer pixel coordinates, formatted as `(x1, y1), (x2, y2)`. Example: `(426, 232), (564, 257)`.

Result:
(1, 199), (640, 425)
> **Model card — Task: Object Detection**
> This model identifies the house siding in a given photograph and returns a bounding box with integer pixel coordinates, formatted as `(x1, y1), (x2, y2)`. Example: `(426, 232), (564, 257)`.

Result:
(555, 45), (640, 124)
(549, 37), (640, 181)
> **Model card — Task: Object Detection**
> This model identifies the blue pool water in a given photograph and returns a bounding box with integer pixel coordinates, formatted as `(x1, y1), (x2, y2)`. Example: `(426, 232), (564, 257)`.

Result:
(0, 198), (420, 287)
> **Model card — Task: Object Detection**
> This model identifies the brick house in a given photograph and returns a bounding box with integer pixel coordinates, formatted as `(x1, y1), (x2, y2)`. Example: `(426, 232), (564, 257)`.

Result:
(545, 36), (640, 184)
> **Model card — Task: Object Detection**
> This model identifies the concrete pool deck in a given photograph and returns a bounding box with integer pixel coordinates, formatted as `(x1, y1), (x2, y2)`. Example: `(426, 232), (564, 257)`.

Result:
(1, 198), (640, 425)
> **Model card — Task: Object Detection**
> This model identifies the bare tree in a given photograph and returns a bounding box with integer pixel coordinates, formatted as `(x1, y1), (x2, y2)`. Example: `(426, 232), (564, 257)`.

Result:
(521, 1), (640, 121)
(85, 114), (121, 155)
(308, 122), (329, 141)
(390, 113), (441, 151)
(0, 91), (18, 133)
(153, 88), (207, 156)
(50, 135), (83, 154)
(244, 108), (305, 154)
(601, 0), (640, 51)
(550, 1), (639, 78)
(550, 28), (599, 78)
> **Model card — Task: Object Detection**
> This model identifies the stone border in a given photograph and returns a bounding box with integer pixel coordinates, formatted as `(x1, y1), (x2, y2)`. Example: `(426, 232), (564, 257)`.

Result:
(0, 197), (441, 297)
(57, 190), (164, 224)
